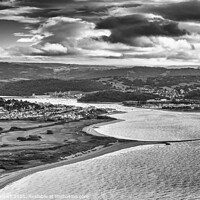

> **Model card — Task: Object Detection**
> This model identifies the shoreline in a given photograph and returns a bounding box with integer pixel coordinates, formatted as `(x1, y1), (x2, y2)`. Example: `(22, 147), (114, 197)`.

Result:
(1, 98), (199, 191)
(124, 105), (200, 114)
(1, 104), (200, 191)
(0, 118), (164, 191)
(0, 109), (129, 190)
(0, 140), (161, 191)
(0, 107), (193, 190)
(82, 119), (124, 137)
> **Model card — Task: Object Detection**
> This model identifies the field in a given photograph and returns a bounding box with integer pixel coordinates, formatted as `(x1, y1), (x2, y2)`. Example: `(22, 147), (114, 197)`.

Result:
(0, 120), (91, 147)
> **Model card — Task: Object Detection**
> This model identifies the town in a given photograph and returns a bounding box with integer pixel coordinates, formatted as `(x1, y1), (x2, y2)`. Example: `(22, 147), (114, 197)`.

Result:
(98, 76), (200, 100)
(0, 98), (112, 121)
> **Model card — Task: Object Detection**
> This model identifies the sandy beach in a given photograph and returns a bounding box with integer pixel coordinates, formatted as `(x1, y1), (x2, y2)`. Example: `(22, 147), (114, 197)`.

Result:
(82, 119), (124, 137)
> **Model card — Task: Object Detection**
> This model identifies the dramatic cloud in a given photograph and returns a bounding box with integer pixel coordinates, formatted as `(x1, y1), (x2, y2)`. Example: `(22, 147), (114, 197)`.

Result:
(0, 0), (200, 66)
(96, 15), (188, 45)
(15, 16), (111, 56)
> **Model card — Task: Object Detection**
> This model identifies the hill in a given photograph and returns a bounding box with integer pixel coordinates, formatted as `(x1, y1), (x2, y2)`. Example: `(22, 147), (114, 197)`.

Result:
(0, 79), (111, 96)
(0, 62), (200, 82)
(79, 91), (160, 103)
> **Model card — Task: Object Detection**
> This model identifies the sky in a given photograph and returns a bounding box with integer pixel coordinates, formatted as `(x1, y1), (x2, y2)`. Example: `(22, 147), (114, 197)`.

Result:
(0, 0), (200, 66)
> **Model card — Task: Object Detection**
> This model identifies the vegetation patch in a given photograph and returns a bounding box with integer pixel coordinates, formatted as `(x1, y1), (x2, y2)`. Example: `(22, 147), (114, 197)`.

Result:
(79, 90), (160, 102)
(17, 135), (42, 142)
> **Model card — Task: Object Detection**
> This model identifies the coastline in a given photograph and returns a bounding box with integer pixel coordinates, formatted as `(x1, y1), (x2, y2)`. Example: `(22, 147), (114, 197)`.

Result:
(82, 119), (124, 137)
(0, 117), (164, 191)
(0, 140), (160, 191)
(124, 104), (200, 114)
(0, 98), (130, 190)
(0, 107), (184, 190)
(2, 97), (198, 192)
(1, 101), (199, 192)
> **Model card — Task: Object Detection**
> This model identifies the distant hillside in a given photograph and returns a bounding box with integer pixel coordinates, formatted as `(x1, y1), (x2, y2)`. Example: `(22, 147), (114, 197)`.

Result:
(117, 75), (200, 87)
(79, 90), (160, 103)
(0, 62), (117, 81)
(0, 62), (200, 81)
(0, 79), (111, 96)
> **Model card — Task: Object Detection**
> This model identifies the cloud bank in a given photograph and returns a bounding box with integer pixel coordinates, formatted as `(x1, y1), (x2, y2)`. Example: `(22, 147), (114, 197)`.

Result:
(0, 0), (200, 66)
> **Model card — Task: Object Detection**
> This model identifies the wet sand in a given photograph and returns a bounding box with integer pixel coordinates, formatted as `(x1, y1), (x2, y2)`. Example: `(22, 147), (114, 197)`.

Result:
(82, 119), (124, 137)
